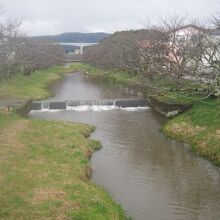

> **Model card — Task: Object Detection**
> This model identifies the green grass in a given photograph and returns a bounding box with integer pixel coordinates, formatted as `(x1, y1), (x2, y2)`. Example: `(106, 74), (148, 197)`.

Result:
(153, 92), (204, 105)
(68, 62), (139, 86)
(0, 112), (126, 219)
(162, 98), (220, 166)
(0, 65), (78, 100)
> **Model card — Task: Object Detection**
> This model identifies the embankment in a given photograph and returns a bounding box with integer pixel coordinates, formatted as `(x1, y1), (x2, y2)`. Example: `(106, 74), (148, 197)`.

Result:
(162, 99), (220, 166)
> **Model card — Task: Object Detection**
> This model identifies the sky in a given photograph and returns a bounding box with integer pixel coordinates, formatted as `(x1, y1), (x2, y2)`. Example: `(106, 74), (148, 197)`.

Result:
(1, 0), (220, 36)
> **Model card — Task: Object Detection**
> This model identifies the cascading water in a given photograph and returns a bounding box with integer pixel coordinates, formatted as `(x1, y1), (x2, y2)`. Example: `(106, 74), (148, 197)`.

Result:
(66, 99), (115, 111)
(41, 102), (49, 111)
(32, 99), (149, 112)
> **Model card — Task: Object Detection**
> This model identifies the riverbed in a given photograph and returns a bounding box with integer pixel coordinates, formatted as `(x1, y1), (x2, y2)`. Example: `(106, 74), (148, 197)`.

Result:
(30, 72), (220, 220)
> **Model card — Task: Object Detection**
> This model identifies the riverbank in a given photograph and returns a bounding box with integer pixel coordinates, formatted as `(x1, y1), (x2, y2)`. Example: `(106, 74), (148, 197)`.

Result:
(0, 65), (78, 100)
(69, 62), (220, 166)
(0, 65), (127, 219)
(162, 99), (220, 166)
(0, 112), (126, 219)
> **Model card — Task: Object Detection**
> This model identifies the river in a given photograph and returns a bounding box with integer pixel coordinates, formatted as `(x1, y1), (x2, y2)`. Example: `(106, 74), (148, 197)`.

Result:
(29, 72), (220, 220)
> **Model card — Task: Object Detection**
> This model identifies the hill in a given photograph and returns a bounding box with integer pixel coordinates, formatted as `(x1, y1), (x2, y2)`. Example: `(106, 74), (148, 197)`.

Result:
(32, 32), (111, 43)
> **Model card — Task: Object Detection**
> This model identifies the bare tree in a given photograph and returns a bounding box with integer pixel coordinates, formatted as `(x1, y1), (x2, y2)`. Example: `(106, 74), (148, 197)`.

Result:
(0, 5), (65, 79)
(212, 15), (220, 29)
(195, 17), (220, 96)
(0, 5), (21, 79)
(17, 38), (65, 75)
(138, 30), (167, 79)
(83, 29), (163, 75)
(139, 16), (207, 87)
(84, 15), (220, 96)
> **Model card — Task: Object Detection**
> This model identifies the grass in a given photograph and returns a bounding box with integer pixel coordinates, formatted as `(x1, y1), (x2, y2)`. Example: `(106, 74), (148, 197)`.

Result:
(0, 65), (78, 100)
(162, 98), (220, 166)
(68, 62), (139, 86)
(0, 64), (127, 219)
(0, 112), (126, 219)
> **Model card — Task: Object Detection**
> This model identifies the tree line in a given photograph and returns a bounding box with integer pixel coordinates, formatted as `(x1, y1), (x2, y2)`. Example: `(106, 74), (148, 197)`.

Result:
(0, 7), (65, 80)
(83, 16), (220, 97)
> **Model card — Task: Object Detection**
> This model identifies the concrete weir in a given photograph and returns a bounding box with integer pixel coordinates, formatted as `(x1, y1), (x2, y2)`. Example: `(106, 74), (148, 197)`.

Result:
(115, 99), (146, 108)
(32, 98), (148, 111)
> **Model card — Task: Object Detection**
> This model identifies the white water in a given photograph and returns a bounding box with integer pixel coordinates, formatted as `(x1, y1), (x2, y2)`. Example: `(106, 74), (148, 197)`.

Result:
(31, 105), (150, 113)
(66, 105), (149, 111)
(41, 102), (49, 111)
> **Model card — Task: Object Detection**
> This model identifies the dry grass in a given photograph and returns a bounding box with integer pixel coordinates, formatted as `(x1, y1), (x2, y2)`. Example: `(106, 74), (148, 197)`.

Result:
(168, 121), (205, 138)
(32, 189), (67, 204)
(0, 120), (28, 149)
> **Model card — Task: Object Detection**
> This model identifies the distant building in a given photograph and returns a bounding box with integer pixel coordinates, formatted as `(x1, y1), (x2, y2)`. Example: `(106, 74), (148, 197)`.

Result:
(210, 28), (220, 39)
(74, 49), (81, 55)
(167, 24), (206, 41)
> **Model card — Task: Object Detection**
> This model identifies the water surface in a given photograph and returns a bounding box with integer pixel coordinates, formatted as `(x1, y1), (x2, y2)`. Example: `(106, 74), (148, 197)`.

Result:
(30, 72), (220, 220)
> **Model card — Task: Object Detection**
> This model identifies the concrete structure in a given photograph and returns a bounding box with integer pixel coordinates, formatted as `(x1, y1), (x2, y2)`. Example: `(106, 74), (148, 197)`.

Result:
(59, 42), (97, 55)
(32, 98), (147, 110)
(74, 49), (81, 55)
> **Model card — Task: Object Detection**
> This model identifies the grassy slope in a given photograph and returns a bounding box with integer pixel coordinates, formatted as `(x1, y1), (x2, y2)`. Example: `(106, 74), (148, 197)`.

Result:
(67, 63), (141, 86)
(70, 62), (220, 166)
(162, 99), (220, 166)
(0, 65), (127, 219)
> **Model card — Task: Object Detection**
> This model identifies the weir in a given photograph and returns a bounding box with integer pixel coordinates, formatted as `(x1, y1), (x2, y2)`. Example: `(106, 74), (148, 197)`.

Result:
(66, 99), (115, 107)
(41, 102), (50, 111)
(32, 98), (147, 111)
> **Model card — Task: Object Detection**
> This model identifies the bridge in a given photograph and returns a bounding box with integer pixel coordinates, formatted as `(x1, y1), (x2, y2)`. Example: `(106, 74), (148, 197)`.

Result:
(59, 42), (98, 55)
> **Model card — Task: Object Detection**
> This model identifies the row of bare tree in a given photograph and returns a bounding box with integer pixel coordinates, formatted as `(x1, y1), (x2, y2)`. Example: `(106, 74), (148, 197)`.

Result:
(0, 8), (65, 80)
(84, 16), (220, 96)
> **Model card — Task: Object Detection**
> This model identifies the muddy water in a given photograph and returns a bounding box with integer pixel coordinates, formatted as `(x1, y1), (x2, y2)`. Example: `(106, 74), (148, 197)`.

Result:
(30, 72), (220, 220)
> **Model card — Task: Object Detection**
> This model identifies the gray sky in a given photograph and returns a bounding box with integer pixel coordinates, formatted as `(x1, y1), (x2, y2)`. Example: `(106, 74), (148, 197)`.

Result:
(1, 0), (220, 35)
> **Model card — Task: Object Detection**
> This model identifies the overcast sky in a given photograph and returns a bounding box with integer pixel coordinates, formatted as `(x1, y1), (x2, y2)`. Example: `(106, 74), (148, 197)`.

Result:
(1, 0), (220, 35)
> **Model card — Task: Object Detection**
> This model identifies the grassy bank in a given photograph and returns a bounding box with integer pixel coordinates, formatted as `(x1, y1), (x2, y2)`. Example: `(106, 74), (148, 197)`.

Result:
(0, 112), (126, 219)
(0, 65), (127, 219)
(68, 62), (139, 86)
(162, 99), (220, 166)
(70, 62), (220, 166)
(0, 65), (78, 100)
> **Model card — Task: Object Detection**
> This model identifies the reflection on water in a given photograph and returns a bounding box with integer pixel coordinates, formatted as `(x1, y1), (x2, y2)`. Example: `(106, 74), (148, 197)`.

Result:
(30, 72), (220, 220)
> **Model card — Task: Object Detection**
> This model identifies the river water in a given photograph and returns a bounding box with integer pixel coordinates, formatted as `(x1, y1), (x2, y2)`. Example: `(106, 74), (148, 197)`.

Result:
(30, 72), (220, 220)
